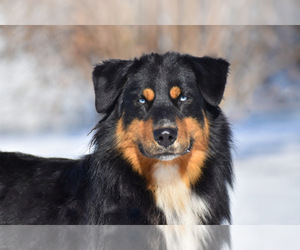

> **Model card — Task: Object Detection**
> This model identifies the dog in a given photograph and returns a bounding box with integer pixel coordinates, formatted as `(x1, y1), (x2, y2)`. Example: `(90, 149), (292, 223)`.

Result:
(0, 52), (233, 226)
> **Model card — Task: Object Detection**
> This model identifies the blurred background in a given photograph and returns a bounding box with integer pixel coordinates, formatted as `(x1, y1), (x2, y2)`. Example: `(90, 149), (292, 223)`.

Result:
(0, 0), (300, 24)
(0, 25), (300, 228)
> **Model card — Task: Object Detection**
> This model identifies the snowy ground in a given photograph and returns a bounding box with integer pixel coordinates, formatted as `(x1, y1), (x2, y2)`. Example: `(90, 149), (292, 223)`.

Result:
(231, 107), (300, 225)
(0, 132), (92, 159)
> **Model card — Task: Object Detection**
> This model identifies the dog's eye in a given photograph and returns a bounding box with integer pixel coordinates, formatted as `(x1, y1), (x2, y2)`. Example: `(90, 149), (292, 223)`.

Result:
(179, 96), (187, 102)
(138, 98), (146, 104)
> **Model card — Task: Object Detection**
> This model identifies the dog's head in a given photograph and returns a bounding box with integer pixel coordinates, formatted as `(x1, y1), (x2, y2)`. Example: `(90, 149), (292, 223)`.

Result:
(93, 52), (229, 186)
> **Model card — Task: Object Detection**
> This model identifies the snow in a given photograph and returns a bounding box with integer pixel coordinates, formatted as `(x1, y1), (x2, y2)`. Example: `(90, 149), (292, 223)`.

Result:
(231, 107), (300, 225)
(0, 132), (92, 159)
(231, 226), (300, 250)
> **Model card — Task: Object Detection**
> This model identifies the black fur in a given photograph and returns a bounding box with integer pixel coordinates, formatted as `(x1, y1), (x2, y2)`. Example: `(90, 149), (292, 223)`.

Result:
(0, 52), (233, 225)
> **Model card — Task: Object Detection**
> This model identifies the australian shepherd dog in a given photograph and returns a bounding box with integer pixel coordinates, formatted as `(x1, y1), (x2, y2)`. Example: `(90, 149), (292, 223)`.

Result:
(0, 52), (233, 249)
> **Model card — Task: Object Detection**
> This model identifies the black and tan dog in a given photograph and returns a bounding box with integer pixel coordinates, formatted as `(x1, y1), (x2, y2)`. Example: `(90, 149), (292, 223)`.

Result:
(0, 52), (233, 226)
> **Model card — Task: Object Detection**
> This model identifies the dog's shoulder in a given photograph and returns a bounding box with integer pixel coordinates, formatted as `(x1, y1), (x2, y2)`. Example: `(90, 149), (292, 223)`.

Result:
(0, 152), (88, 224)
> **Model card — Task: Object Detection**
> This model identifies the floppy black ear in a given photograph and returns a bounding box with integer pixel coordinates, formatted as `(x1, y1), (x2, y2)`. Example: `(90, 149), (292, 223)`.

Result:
(92, 59), (132, 113)
(188, 56), (230, 106)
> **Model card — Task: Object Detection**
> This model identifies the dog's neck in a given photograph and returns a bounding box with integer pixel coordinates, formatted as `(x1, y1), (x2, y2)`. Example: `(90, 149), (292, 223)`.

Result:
(151, 162), (209, 225)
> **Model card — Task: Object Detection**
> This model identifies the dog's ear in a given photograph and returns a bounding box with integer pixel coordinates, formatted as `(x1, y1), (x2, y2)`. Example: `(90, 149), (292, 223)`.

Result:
(187, 56), (230, 106)
(92, 59), (132, 113)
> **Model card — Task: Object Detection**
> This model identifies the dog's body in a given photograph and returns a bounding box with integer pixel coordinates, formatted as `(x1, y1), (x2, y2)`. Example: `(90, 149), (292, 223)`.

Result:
(0, 52), (233, 226)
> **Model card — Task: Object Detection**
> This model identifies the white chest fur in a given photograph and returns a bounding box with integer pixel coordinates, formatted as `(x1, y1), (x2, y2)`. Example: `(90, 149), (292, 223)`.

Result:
(152, 163), (210, 225)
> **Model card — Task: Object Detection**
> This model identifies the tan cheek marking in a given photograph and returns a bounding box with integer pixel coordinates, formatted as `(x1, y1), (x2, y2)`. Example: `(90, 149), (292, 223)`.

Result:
(115, 117), (158, 189)
(169, 115), (210, 187)
(182, 115), (209, 186)
(170, 86), (181, 99)
(143, 88), (155, 102)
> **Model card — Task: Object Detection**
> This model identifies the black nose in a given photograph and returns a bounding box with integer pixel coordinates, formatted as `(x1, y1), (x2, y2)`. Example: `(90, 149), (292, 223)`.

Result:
(153, 128), (178, 148)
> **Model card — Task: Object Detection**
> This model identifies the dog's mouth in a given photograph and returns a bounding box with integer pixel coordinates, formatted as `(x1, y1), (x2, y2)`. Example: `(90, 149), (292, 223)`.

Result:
(138, 140), (193, 161)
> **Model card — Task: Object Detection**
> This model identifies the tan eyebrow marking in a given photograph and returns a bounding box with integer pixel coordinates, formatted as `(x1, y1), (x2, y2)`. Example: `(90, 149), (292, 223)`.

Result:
(170, 86), (181, 99)
(143, 88), (155, 102)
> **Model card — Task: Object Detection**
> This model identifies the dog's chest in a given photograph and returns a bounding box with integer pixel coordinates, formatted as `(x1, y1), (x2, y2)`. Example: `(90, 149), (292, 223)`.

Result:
(152, 163), (209, 225)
